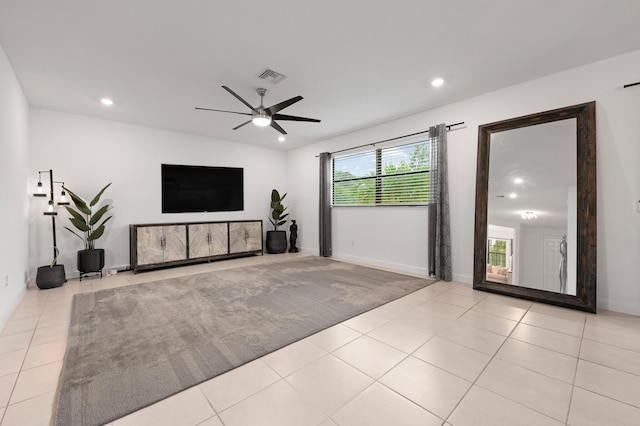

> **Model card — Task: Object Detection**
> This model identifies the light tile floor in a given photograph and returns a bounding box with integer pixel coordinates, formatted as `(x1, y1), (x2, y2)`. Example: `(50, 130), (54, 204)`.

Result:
(2, 253), (640, 425)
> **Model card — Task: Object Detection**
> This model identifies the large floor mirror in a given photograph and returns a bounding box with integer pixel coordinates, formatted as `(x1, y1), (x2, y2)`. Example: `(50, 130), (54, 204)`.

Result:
(473, 102), (596, 313)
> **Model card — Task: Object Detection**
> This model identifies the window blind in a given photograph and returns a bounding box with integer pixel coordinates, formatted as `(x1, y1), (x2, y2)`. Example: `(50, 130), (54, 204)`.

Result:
(332, 139), (437, 206)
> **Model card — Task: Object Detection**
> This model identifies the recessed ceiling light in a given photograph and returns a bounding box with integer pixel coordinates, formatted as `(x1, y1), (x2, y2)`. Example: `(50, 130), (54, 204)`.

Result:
(278, 136), (286, 142)
(100, 98), (114, 106)
(431, 78), (444, 87)
(509, 193), (517, 198)
(514, 177), (523, 184)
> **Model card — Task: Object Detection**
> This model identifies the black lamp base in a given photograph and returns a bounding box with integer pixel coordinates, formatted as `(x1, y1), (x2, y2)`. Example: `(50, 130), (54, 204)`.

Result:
(36, 264), (66, 289)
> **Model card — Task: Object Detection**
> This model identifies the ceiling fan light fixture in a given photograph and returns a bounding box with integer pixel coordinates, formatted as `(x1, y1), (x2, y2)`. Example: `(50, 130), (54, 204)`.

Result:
(196, 85), (319, 134)
(252, 115), (272, 127)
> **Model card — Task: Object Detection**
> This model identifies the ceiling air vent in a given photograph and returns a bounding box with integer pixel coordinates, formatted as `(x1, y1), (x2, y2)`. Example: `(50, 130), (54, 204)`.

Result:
(257, 68), (287, 84)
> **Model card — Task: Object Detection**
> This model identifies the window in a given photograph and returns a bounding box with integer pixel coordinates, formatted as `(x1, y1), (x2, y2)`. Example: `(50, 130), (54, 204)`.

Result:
(487, 238), (512, 268)
(332, 139), (434, 206)
(487, 239), (507, 267)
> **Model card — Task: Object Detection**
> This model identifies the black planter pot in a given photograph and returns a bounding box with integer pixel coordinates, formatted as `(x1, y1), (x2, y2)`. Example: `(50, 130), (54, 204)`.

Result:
(266, 230), (287, 254)
(78, 249), (105, 281)
(36, 264), (66, 289)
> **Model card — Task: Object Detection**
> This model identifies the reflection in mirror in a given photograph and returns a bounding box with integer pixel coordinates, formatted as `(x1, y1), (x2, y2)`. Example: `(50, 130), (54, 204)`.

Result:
(487, 119), (577, 295)
(473, 102), (596, 313)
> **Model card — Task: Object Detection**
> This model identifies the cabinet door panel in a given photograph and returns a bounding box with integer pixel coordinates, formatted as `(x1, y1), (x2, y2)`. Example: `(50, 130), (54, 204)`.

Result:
(137, 227), (164, 265)
(228, 223), (245, 253)
(245, 222), (263, 251)
(188, 224), (210, 259)
(210, 223), (229, 255)
(229, 222), (262, 254)
(163, 225), (187, 262)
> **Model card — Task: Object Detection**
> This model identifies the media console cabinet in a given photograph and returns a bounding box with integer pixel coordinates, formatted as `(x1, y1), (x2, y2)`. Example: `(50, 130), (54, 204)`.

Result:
(129, 220), (263, 273)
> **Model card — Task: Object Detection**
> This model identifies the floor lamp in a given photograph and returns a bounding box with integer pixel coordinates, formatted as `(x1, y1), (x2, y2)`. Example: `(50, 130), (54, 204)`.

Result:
(33, 169), (69, 289)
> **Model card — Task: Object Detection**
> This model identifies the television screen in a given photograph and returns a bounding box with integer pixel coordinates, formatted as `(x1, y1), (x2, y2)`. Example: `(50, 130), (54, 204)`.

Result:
(162, 164), (244, 213)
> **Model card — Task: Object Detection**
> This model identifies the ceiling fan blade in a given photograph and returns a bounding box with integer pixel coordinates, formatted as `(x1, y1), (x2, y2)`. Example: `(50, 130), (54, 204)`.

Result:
(233, 120), (252, 130)
(195, 107), (251, 116)
(270, 120), (287, 135)
(222, 86), (258, 113)
(266, 96), (303, 115)
(272, 113), (321, 123)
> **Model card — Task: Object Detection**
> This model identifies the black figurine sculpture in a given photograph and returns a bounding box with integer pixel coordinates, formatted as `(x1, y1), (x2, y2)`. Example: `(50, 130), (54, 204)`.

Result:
(289, 220), (299, 252)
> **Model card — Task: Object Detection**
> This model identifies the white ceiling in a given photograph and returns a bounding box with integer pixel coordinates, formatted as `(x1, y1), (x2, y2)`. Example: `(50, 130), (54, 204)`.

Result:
(1, 1), (639, 150)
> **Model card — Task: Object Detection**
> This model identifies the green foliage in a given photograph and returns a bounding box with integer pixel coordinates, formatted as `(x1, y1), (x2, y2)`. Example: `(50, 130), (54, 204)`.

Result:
(333, 144), (431, 205)
(269, 189), (288, 230)
(63, 183), (113, 250)
(408, 143), (430, 171)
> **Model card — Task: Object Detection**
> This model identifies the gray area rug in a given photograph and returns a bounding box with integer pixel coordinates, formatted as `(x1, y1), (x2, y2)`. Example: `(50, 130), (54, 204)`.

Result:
(53, 256), (435, 426)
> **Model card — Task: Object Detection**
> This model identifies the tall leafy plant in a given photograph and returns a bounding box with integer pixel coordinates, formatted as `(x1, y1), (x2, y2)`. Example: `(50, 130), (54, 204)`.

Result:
(63, 183), (113, 250)
(269, 189), (288, 230)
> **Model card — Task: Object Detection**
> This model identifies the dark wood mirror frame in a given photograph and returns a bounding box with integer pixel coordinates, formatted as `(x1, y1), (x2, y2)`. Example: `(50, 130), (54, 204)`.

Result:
(473, 102), (596, 313)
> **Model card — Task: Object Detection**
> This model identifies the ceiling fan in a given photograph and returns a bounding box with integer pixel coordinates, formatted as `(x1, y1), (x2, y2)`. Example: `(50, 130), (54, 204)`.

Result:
(195, 86), (321, 135)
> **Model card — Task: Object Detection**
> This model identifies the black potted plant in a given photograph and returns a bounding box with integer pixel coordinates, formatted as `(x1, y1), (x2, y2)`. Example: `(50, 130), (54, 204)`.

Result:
(63, 183), (113, 280)
(36, 247), (66, 289)
(266, 189), (288, 253)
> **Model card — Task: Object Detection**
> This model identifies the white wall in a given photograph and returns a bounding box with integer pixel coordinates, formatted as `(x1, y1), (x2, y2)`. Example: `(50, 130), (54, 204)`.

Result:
(0, 44), (30, 329)
(288, 49), (640, 315)
(331, 206), (428, 276)
(28, 109), (288, 279)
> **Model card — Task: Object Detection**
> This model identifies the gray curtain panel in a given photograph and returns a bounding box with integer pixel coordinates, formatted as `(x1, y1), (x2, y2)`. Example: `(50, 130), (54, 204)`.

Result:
(319, 152), (332, 257)
(428, 124), (452, 281)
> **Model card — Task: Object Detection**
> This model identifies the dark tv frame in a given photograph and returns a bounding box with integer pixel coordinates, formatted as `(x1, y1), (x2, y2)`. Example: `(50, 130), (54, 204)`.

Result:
(161, 164), (244, 213)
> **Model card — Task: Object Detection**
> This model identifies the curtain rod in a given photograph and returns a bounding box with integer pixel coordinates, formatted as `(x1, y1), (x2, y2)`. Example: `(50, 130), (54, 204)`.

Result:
(624, 81), (640, 88)
(324, 122), (465, 156)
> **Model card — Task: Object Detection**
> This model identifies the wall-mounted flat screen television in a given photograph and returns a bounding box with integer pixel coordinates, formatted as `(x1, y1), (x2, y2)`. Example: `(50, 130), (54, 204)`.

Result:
(162, 164), (244, 213)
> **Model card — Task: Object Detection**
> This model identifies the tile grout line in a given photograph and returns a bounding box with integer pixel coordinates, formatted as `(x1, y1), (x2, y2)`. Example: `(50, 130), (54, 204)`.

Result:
(283, 285), (451, 424)
(442, 289), (521, 424)
(195, 386), (225, 426)
(563, 315), (588, 425)
(0, 290), (48, 426)
(330, 284), (480, 424)
(353, 284), (490, 424)
(443, 297), (569, 425)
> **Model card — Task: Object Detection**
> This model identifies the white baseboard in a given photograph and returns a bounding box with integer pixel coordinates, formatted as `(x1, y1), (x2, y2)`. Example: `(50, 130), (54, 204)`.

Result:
(452, 273), (473, 284)
(596, 298), (640, 316)
(331, 253), (430, 277)
(299, 247), (319, 256)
